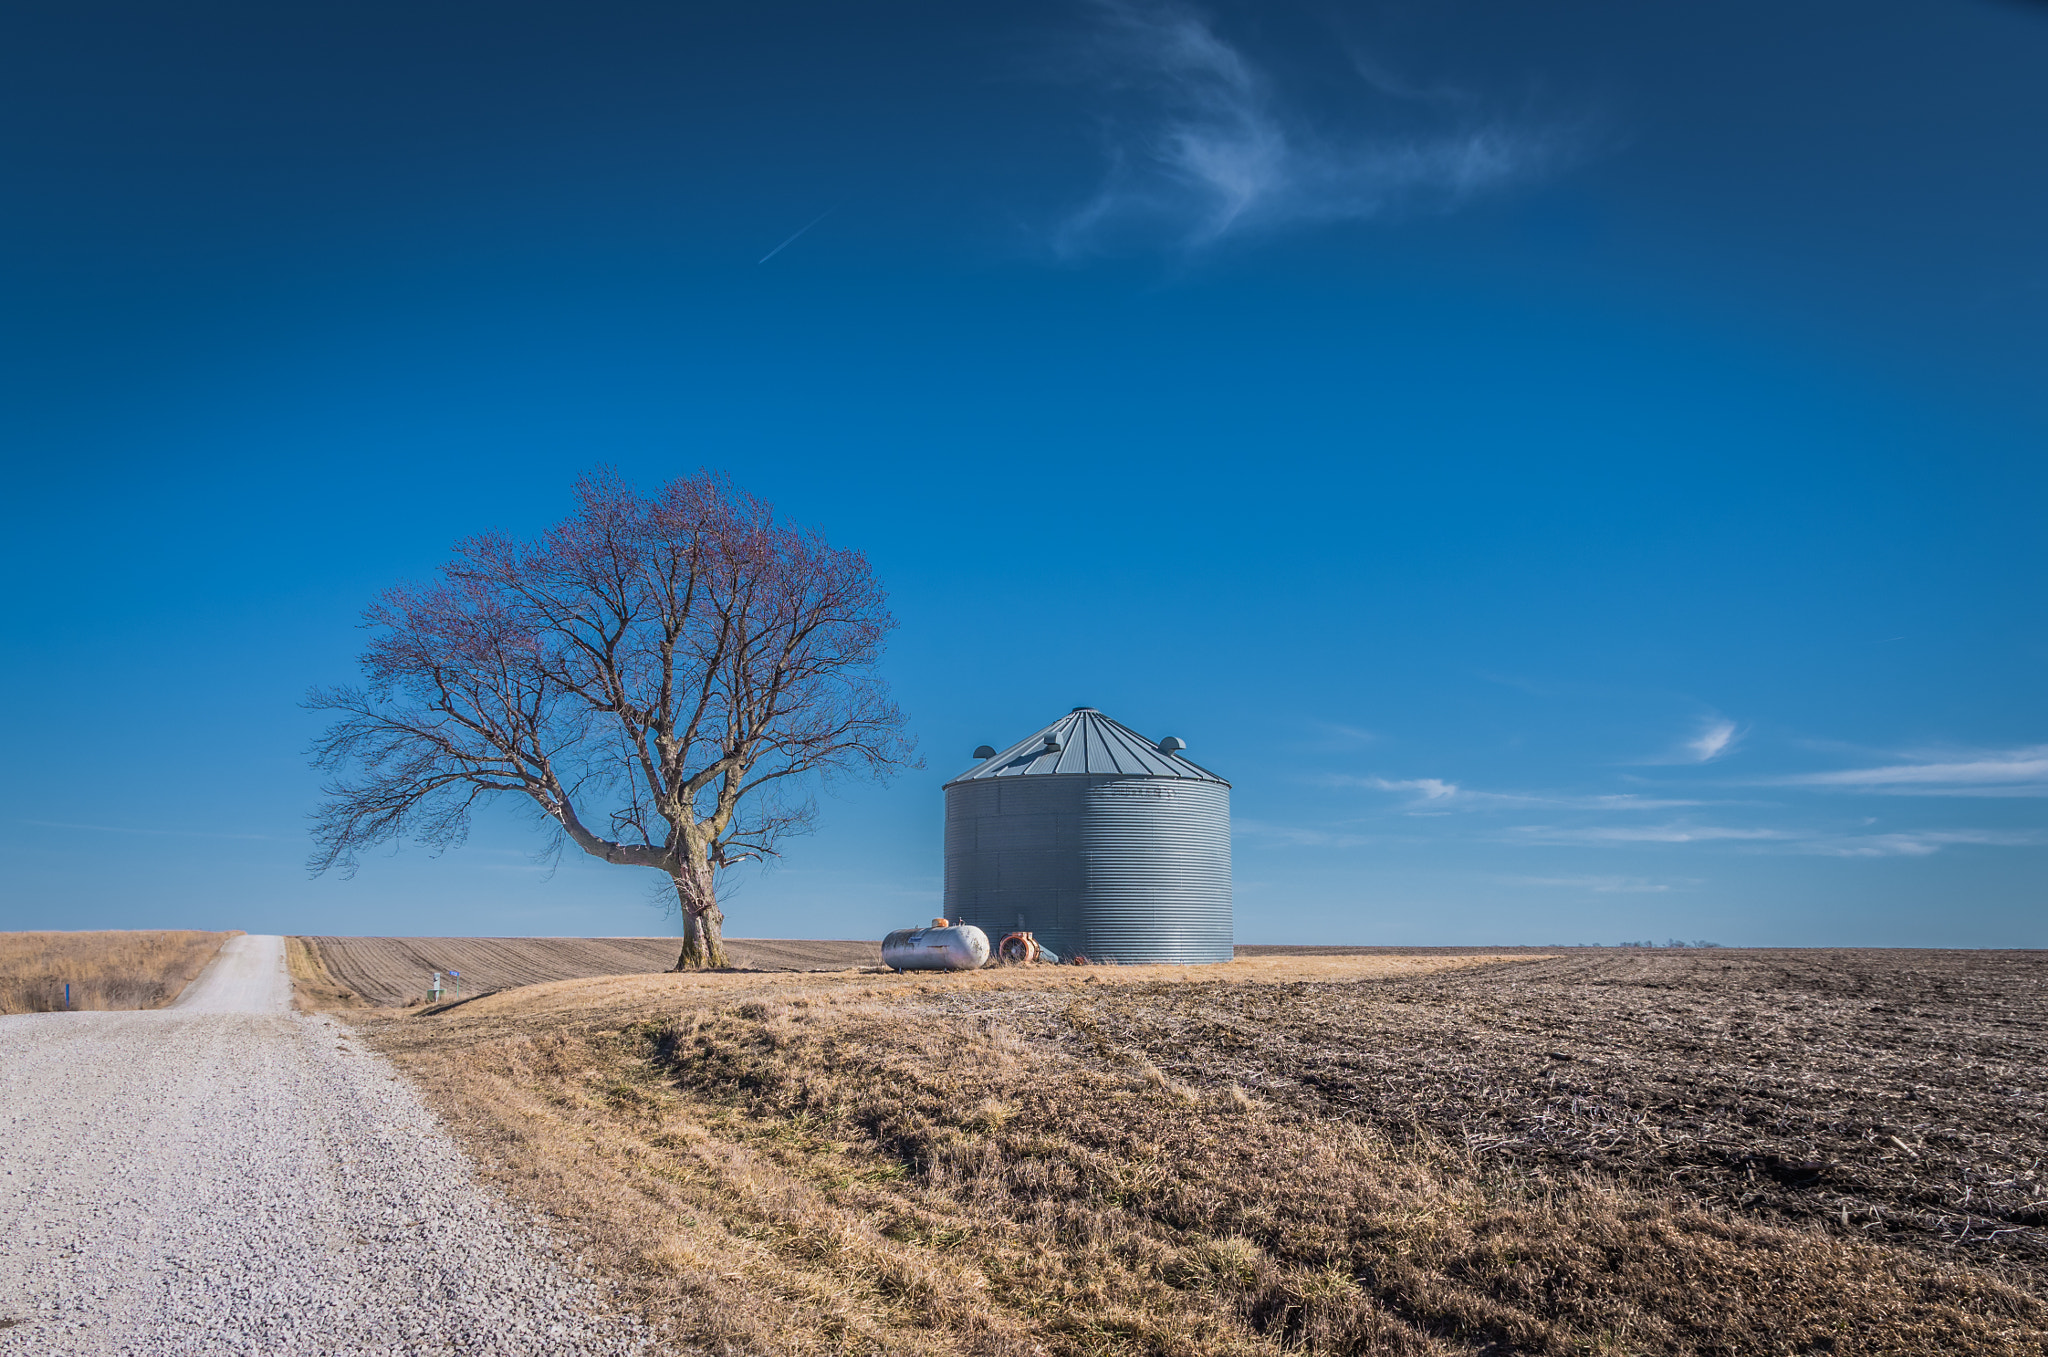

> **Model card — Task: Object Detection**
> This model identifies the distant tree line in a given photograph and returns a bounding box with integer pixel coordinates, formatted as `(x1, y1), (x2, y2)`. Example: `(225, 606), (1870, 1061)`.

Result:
(1616, 939), (1725, 949)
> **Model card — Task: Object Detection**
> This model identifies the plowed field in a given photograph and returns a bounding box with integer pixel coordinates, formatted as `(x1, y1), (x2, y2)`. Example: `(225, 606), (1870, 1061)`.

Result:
(988, 946), (2048, 1276)
(297, 936), (878, 1007)
(356, 945), (2048, 1356)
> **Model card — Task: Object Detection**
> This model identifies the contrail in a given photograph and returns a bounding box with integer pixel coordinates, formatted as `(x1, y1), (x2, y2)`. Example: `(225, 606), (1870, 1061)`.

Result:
(758, 206), (835, 264)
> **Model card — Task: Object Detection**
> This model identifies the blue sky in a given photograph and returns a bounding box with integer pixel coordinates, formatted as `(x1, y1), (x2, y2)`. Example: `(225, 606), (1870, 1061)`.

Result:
(1, 0), (2043, 946)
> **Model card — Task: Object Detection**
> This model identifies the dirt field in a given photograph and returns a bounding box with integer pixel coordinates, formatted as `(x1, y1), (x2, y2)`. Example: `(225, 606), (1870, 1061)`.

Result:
(0, 930), (233, 1014)
(354, 947), (2048, 1356)
(989, 948), (2048, 1273)
(296, 935), (879, 1006)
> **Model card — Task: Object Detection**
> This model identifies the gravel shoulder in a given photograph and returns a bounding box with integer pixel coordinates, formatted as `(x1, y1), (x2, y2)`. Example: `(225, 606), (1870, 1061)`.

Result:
(0, 935), (646, 1355)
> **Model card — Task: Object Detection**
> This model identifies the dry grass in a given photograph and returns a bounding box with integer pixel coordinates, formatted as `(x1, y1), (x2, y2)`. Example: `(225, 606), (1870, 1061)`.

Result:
(295, 936), (880, 1007)
(328, 953), (1525, 1023)
(357, 950), (2048, 1356)
(286, 934), (365, 1012)
(0, 929), (235, 1014)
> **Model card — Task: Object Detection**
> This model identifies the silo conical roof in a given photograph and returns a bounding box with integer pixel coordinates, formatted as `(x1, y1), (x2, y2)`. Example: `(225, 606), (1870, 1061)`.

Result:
(944, 707), (1229, 787)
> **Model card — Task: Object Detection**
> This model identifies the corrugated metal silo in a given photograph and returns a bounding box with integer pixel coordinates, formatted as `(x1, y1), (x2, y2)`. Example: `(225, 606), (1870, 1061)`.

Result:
(943, 707), (1231, 964)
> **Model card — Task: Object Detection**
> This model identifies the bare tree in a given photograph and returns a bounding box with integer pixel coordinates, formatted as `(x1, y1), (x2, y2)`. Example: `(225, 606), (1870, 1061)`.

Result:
(308, 470), (916, 968)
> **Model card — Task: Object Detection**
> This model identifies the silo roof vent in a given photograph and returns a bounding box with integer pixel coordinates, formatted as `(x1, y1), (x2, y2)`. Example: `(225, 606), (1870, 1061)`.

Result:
(945, 708), (1229, 786)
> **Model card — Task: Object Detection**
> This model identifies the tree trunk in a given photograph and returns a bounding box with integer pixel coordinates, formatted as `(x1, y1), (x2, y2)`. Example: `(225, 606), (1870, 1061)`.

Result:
(670, 857), (729, 969)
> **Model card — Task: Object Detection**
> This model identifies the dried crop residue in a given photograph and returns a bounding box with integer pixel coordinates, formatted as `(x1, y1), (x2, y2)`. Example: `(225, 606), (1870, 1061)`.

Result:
(0, 930), (234, 1014)
(285, 935), (363, 1011)
(297, 936), (879, 1007)
(1168, 948), (2048, 1272)
(359, 948), (2047, 1355)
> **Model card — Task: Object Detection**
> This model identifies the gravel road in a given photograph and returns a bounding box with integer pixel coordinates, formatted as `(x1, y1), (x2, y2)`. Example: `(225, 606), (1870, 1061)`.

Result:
(0, 935), (647, 1355)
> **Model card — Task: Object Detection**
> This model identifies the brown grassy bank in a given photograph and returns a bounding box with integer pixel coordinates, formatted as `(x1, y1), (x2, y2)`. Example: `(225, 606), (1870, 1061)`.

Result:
(285, 934), (364, 1011)
(296, 935), (880, 1007)
(0, 929), (234, 1013)
(357, 950), (2047, 1356)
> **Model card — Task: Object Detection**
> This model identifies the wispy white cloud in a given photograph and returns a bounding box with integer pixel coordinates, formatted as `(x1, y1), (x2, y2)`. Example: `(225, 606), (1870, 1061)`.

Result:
(1283, 722), (1383, 755)
(1330, 775), (1702, 812)
(1793, 829), (2042, 858)
(1507, 821), (2038, 858)
(1508, 875), (1692, 894)
(1234, 819), (1374, 849)
(1349, 775), (1460, 802)
(1241, 812), (2037, 860)
(1686, 719), (1739, 763)
(1510, 823), (1791, 846)
(1763, 745), (2048, 797)
(1623, 714), (1744, 766)
(1298, 726), (2045, 862)
(1056, 2), (1572, 254)
(1478, 790), (1707, 811)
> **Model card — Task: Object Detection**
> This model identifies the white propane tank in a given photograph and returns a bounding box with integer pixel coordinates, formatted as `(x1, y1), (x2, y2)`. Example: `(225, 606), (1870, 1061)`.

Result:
(881, 918), (991, 972)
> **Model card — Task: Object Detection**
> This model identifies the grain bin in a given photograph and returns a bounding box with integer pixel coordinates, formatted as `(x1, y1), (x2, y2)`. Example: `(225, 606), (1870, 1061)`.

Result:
(943, 707), (1232, 965)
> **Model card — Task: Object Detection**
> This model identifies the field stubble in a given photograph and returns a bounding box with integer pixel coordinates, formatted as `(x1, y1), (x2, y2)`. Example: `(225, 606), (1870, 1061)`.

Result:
(355, 947), (2048, 1356)
(0, 930), (234, 1013)
(1117, 948), (2048, 1270)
